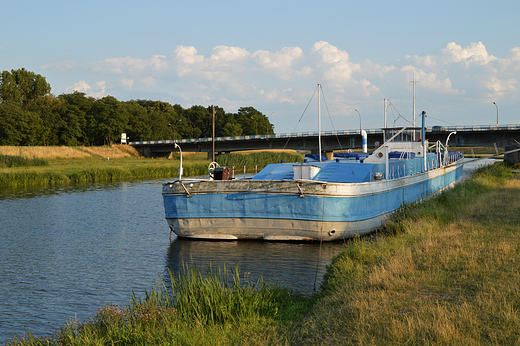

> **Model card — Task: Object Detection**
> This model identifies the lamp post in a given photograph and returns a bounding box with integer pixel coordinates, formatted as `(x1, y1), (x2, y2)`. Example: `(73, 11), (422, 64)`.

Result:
(493, 102), (498, 128)
(355, 109), (361, 132)
(266, 112), (273, 135)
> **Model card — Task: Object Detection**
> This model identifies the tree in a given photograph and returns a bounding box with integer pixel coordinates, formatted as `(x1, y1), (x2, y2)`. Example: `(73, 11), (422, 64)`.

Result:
(0, 101), (44, 145)
(0, 68), (51, 108)
(59, 91), (95, 145)
(236, 106), (271, 135)
(90, 96), (129, 145)
(222, 122), (243, 136)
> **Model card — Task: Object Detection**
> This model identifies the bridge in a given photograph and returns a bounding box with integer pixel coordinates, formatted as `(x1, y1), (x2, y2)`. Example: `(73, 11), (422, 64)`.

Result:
(129, 124), (520, 158)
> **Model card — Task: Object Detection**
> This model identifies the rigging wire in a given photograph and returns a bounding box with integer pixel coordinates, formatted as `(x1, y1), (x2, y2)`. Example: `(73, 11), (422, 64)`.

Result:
(282, 85), (319, 150)
(320, 85), (344, 151)
(386, 100), (409, 127)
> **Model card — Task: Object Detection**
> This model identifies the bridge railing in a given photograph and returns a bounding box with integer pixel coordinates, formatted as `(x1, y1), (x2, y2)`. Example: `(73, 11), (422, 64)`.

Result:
(129, 124), (520, 146)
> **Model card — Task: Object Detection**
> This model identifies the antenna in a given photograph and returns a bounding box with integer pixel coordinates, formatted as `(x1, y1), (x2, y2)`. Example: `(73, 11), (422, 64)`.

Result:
(409, 66), (420, 141)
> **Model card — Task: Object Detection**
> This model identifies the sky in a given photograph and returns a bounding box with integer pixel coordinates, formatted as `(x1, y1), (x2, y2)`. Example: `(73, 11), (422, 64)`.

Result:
(1, 0), (519, 134)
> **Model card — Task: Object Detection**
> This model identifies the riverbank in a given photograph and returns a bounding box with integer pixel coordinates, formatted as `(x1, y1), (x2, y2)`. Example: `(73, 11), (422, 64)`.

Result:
(0, 146), (303, 187)
(6, 162), (519, 345)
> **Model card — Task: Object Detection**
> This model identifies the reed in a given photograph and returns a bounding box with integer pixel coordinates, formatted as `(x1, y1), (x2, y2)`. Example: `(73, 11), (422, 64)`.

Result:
(7, 265), (296, 345)
(0, 155), (49, 168)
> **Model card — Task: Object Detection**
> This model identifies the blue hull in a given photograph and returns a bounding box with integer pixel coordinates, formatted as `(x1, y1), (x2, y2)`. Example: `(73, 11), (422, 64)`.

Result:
(163, 164), (463, 241)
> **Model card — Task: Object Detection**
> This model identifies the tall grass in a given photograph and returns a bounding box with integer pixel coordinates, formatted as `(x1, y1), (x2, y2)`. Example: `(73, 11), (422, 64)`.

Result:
(0, 155), (49, 168)
(0, 163), (210, 186)
(7, 265), (294, 345)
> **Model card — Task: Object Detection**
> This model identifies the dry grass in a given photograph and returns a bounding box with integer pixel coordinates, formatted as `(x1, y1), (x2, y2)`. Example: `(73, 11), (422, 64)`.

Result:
(0, 146), (91, 159)
(78, 145), (140, 159)
(297, 164), (520, 345)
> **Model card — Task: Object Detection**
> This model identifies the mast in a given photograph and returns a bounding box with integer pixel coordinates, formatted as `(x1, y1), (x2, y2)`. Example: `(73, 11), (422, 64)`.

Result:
(412, 66), (416, 141)
(317, 84), (321, 162)
(383, 98), (388, 143)
(212, 106), (215, 162)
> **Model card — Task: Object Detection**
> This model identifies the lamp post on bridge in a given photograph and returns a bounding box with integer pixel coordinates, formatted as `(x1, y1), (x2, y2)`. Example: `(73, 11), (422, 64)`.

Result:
(493, 101), (499, 128)
(354, 109), (361, 132)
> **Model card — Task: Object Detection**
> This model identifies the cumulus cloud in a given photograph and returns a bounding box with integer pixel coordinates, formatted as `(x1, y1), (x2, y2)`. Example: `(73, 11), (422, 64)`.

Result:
(311, 41), (360, 85)
(486, 76), (516, 93)
(401, 65), (462, 95)
(66, 80), (108, 98)
(71, 80), (91, 92)
(441, 41), (497, 66)
(252, 47), (305, 80)
(47, 40), (520, 129)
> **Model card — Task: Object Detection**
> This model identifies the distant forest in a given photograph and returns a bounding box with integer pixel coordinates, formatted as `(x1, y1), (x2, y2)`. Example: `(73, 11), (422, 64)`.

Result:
(0, 68), (274, 146)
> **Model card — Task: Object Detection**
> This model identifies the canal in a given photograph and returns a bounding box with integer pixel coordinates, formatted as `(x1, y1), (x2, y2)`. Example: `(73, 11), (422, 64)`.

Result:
(0, 179), (345, 344)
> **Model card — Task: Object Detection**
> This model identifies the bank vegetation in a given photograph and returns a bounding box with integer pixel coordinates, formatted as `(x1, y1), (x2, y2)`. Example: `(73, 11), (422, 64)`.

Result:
(0, 146), (304, 187)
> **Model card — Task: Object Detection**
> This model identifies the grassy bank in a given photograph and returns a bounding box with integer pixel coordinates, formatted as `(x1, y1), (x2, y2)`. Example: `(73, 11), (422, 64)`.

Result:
(0, 146), (303, 187)
(297, 162), (520, 345)
(7, 162), (520, 345)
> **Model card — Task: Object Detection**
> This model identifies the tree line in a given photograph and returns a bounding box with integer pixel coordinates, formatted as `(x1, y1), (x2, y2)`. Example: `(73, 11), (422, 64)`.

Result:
(0, 68), (274, 146)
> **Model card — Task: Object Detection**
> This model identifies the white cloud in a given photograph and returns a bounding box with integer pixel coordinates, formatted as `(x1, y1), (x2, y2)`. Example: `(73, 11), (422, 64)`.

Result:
(71, 80), (91, 92)
(46, 40), (520, 130)
(120, 78), (134, 89)
(401, 65), (462, 95)
(209, 46), (250, 62)
(42, 61), (77, 71)
(441, 41), (497, 66)
(486, 76), (516, 93)
(311, 41), (360, 85)
(65, 80), (108, 99)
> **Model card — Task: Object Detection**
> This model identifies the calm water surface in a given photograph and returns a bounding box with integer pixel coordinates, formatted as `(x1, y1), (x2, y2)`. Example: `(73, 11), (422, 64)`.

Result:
(0, 179), (346, 344)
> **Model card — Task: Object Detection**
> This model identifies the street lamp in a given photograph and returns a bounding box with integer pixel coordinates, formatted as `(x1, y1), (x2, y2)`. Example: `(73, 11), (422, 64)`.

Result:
(493, 102), (498, 128)
(355, 109), (361, 131)
(266, 112), (274, 135)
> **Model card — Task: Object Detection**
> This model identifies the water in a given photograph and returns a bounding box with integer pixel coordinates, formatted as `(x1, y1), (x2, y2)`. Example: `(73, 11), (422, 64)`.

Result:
(0, 179), (345, 344)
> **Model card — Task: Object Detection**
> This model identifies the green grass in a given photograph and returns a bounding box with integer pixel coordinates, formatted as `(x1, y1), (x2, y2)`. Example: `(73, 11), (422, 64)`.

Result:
(7, 265), (303, 346)
(0, 154), (49, 168)
(0, 151), (305, 187)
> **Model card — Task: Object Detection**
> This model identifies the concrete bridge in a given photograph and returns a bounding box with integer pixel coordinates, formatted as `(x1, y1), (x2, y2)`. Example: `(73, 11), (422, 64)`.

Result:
(129, 124), (520, 158)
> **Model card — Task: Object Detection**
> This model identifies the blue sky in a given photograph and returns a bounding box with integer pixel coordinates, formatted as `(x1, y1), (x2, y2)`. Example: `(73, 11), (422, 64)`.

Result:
(2, 0), (519, 133)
